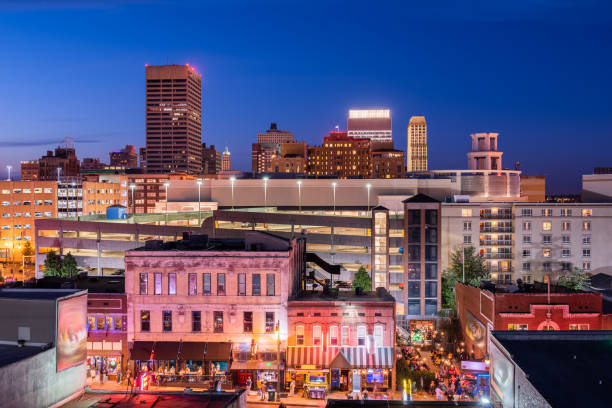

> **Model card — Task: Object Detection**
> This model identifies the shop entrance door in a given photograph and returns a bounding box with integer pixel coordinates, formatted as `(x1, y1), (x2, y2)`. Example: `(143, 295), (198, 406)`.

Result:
(331, 369), (339, 390)
(352, 371), (361, 392)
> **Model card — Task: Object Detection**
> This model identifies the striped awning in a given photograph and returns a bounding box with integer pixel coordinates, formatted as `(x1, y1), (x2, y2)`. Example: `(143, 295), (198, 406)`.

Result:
(287, 347), (328, 368)
(287, 346), (394, 369)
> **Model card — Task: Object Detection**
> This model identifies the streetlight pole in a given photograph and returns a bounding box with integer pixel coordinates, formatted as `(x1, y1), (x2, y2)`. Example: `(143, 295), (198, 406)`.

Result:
(366, 183), (372, 215)
(56, 167), (61, 182)
(462, 246), (466, 283)
(263, 176), (269, 212)
(163, 182), (170, 226)
(297, 180), (302, 213)
(275, 320), (281, 401)
(197, 179), (202, 225)
(129, 184), (136, 216)
(230, 176), (236, 210)
(332, 182), (337, 215)
(6, 165), (11, 181)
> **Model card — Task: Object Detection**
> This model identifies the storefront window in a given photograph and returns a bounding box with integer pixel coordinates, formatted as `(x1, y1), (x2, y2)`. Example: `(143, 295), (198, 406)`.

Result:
(217, 273), (226, 295)
(139, 273), (148, 295)
(163, 310), (172, 332)
(168, 273), (177, 295)
(203, 273), (211, 295)
(114, 316), (122, 330)
(238, 273), (246, 296)
(154, 273), (162, 295)
(357, 326), (366, 346)
(106, 316), (113, 330)
(341, 326), (350, 346)
(188, 273), (197, 296)
(374, 325), (383, 348)
(141, 310), (150, 332)
(192, 311), (201, 332)
(243, 312), (253, 332)
(88, 316), (95, 331)
(296, 325), (304, 345)
(266, 274), (275, 296)
(214, 311), (224, 332)
(330, 326), (338, 346)
(265, 312), (275, 333)
(252, 274), (261, 295)
(97, 316), (105, 330)
(313, 325), (322, 346)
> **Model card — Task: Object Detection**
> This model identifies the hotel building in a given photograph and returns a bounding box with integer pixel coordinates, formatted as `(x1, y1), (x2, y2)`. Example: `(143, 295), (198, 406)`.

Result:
(347, 109), (392, 143)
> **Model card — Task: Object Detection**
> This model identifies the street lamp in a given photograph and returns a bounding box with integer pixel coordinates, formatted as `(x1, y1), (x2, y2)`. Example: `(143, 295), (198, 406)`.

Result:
(6, 165), (11, 181)
(129, 184), (136, 216)
(331, 182), (337, 215)
(297, 180), (302, 213)
(163, 182), (170, 225)
(196, 179), (202, 225)
(275, 320), (281, 401)
(262, 176), (269, 212)
(229, 176), (236, 210)
(366, 183), (372, 215)
(56, 167), (61, 182)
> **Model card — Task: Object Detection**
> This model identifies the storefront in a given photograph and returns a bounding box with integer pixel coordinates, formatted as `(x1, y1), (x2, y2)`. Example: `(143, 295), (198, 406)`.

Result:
(286, 347), (330, 399)
(231, 360), (280, 387)
(409, 320), (435, 344)
(329, 347), (394, 393)
(87, 355), (122, 381)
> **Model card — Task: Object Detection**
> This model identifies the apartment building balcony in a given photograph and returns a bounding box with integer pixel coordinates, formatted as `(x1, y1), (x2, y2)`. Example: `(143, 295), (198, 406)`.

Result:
(479, 214), (513, 220)
(480, 227), (513, 233)
(483, 253), (513, 259)
(480, 240), (513, 246)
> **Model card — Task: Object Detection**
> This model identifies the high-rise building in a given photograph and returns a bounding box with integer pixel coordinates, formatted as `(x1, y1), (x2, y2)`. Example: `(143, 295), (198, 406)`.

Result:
(202, 143), (221, 175)
(22, 146), (81, 181)
(372, 142), (405, 179)
(221, 147), (231, 171)
(347, 109), (392, 143)
(252, 123), (294, 174)
(406, 116), (428, 172)
(269, 142), (306, 173)
(109, 145), (138, 168)
(306, 131), (371, 178)
(145, 64), (202, 174)
(20, 161), (39, 181)
(139, 147), (147, 171)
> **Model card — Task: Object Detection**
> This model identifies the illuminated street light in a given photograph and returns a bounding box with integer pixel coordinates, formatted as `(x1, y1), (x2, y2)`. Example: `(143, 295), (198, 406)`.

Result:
(6, 165), (11, 181)
(196, 179), (202, 225)
(297, 180), (302, 213)
(164, 182), (170, 225)
(366, 183), (372, 215)
(331, 182), (337, 215)
(262, 176), (269, 211)
(129, 184), (136, 215)
(229, 176), (236, 210)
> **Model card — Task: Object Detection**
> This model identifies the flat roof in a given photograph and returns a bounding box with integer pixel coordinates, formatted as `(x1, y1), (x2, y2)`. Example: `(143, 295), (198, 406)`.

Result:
(0, 288), (84, 300)
(0, 344), (45, 369)
(492, 331), (612, 408)
(61, 390), (244, 408)
(290, 289), (395, 303)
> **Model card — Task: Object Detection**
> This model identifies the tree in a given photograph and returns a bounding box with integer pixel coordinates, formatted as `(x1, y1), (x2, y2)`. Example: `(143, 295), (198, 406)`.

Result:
(441, 246), (488, 313)
(352, 265), (372, 292)
(60, 252), (78, 278)
(22, 241), (34, 257)
(43, 252), (62, 277)
(558, 267), (590, 291)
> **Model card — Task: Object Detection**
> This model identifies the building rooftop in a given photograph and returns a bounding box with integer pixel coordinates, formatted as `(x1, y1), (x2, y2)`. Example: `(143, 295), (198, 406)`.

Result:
(28, 275), (125, 293)
(0, 288), (83, 300)
(0, 344), (46, 369)
(290, 287), (395, 303)
(61, 390), (245, 408)
(492, 331), (612, 408)
(474, 281), (591, 295)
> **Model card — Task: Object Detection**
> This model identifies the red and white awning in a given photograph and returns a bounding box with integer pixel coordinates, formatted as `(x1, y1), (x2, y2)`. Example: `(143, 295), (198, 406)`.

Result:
(287, 346), (393, 369)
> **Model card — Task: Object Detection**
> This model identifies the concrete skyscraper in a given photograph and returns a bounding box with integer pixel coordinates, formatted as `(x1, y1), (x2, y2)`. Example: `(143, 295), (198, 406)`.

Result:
(347, 109), (392, 143)
(145, 64), (202, 174)
(222, 146), (231, 171)
(406, 116), (428, 172)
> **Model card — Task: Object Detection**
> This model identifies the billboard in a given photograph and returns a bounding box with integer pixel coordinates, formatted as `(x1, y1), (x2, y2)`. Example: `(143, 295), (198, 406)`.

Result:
(490, 342), (514, 408)
(465, 310), (486, 351)
(56, 294), (87, 372)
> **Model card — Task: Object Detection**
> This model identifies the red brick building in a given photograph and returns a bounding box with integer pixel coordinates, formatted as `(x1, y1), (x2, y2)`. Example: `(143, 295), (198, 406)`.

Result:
(455, 282), (606, 359)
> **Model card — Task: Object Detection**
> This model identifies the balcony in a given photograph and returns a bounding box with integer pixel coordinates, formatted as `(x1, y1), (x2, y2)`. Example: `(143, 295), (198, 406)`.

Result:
(480, 213), (513, 220)
(480, 240), (513, 246)
(480, 227), (513, 233)
(483, 253), (513, 259)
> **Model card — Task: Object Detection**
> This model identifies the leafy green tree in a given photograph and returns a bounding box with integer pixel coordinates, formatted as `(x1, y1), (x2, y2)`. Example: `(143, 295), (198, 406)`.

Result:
(352, 265), (372, 292)
(60, 252), (78, 278)
(22, 241), (34, 257)
(441, 246), (488, 313)
(43, 252), (62, 277)
(558, 267), (590, 291)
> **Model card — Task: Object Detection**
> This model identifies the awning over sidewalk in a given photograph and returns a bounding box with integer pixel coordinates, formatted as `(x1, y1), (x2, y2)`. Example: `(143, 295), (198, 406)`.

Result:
(131, 341), (154, 361)
(287, 347), (328, 368)
(287, 346), (394, 369)
(131, 341), (231, 362)
(204, 342), (232, 361)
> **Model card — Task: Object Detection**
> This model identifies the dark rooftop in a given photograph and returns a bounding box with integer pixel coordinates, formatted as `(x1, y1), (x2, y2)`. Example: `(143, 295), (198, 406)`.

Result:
(132, 231), (291, 252)
(0, 288), (83, 300)
(290, 287), (395, 302)
(492, 331), (612, 408)
(0, 344), (45, 369)
(477, 280), (590, 294)
(589, 273), (612, 290)
(402, 193), (439, 203)
(61, 390), (244, 408)
(326, 399), (488, 407)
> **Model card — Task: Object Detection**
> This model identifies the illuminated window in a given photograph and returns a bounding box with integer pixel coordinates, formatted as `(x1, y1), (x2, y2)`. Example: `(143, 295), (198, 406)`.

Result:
(243, 312), (253, 333)
(461, 209), (472, 217)
(541, 325), (556, 331)
(114, 317), (122, 331)
(582, 209), (592, 217)
(217, 273), (226, 295)
(583, 221), (591, 231)
(357, 326), (366, 346)
(542, 221), (551, 231)
(583, 262), (591, 271)
(139, 273), (148, 295)
(296, 325), (304, 345)
(374, 325), (383, 348)
(508, 324), (528, 330)
(140, 311), (150, 332)
(541, 208), (553, 217)
(214, 311), (223, 333)
(162, 310), (172, 332)
(560, 209), (572, 217)
(523, 222), (531, 231)
(265, 312), (275, 333)
(313, 325), (322, 346)
(330, 326), (338, 346)
(543, 249), (551, 258)
(168, 273), (177, 295)
(562, 222), (571, 231)
(97, 316), (105, 330)
(341, 326), (350, 346)
(188, 273), (197, 296)
(569, 324), (589, 330)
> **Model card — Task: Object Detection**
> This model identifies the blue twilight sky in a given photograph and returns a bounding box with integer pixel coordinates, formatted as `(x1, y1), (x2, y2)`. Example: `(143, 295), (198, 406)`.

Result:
(0, 0), (611, 194)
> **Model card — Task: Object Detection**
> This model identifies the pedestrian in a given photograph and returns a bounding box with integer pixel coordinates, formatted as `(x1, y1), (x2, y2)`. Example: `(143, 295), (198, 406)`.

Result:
(362, 388), (368, 400)
(246, 376), (252, 393)
(435, 386), (444, 400)
(290, 378), (296, 396)
(99, 368), (104, 384)
(260, 381), (267, 401)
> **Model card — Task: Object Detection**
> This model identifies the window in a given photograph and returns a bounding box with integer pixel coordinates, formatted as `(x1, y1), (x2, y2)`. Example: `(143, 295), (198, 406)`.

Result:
(425, 281), (437, 298)
(561, 262), (571, 271)
(463, 235), (472, 244)
(330, 326), (338, 346)
(139, 273), (148, 295)
(562, 235), (571, 244)
(583, 221), (591, 231)
(266, 274), (275, 296)
(162, 310), (172, 332)
(542, 221), (551, 231)
(168, 273), (177, 295)
(461, 209), (472, 217)
(562, 248), (571, 257)
(154, 273), (162, 295)
(265, 312), (275, 333)
(583, 262), (591, 271)
(313, 325), (322, 346)
(560, 209), (572, 217)
(541, 325), (556, 331)
(583, 235), (591, 245)
(140, 311), (150, 332)
(508, 324), (528, 330)
(217, 273), (226, 295)
(583, 249), (591, 257)
(374, 325), (383, 348)
(341, 326), (350, 346)
(543, 262), (552, 272)
(562, 222), (571, 231)
(543, 235), (552, 244)
(114, 317), (122, 330)
(523, 221), (531, 231)
(541, 208), (553, 217)
(463, 221), (472, 231)
(214, 311), (224, 332)
(569, 324), (589, 330)
(192, 311), (201, 332)
(238, 273), (246, 296)
(357, 326), (366, 346)
(203, 273), (211, 295)
(582, 209), (592, 217)
(243, 312), (253, 333)
(188, 273), (197, 295)
(523, 235), (532, 244)
(252, 274), (261, 296)
(522, 262), (531, 271)
(296, 325), (305, 345)
(543, 248), (551, 258)
(521, 209), (533, 217)
(522, 249), (531, 258)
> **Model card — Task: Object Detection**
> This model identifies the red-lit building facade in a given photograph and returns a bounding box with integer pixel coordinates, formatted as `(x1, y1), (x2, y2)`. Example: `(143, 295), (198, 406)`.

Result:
(456, 282), (606, 360)
(286, 289), (396, 396)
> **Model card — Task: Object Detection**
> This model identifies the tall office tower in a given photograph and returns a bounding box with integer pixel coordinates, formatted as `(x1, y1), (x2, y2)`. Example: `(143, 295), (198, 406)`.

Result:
(222, 146), (231, 171)
(202, 143), (221, 174)
(252, 123), (294, 173)
(406, 116), (428, 172)
(145, 64), (202, 174)
(109, 145), (138, 168)
(139, 147), (147, 171)
(347, 109), (392, 143)
(467, 132), (502, 170)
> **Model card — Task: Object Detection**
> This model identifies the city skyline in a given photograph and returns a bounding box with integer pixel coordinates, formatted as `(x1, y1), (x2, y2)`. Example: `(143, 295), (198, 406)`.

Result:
(1, 1), (611, 193)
